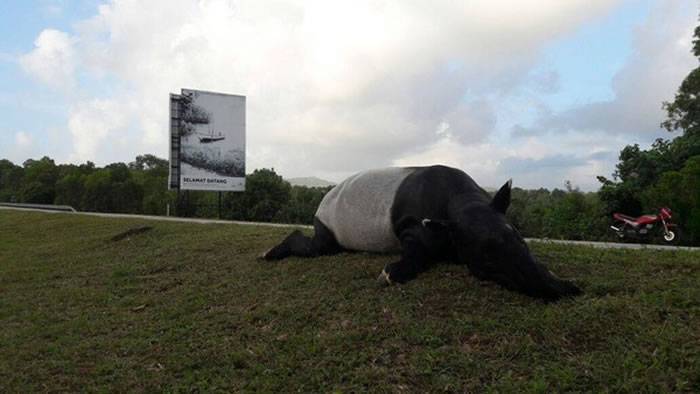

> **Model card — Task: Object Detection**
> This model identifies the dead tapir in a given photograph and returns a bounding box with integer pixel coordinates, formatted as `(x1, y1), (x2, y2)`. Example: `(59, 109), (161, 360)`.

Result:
(262, 165), (581, 301)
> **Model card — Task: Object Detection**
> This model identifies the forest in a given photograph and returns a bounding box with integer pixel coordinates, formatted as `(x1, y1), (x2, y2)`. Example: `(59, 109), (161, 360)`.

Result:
(2, 28), (699, 245)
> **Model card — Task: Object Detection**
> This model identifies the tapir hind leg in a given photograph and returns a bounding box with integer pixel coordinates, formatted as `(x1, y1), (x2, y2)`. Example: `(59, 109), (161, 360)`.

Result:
(262, 218), (342, 260)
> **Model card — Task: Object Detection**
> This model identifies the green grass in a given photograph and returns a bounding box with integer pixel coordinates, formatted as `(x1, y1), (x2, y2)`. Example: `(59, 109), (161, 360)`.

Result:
(1, 210), (699, 392)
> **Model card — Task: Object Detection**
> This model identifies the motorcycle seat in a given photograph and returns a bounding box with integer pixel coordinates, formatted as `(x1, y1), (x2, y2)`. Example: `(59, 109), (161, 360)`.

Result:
(636, 215), (658, 225)
(613, 213), (658, 225)
(613, 213), (636, 222)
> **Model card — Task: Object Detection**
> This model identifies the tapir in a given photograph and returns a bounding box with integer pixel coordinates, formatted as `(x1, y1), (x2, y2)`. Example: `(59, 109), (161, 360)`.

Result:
(262, 165), (581, 301)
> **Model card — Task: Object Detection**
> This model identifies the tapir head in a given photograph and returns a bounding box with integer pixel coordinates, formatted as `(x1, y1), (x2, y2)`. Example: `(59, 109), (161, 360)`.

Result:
(438, 180), (581, 301)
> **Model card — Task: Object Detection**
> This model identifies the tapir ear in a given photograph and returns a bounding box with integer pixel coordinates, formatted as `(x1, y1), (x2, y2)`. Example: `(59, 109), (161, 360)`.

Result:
(491, 179), (512, 214)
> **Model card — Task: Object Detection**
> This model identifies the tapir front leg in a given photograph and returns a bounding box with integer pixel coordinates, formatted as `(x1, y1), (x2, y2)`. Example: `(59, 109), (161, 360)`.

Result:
(377, 227), (436, 285)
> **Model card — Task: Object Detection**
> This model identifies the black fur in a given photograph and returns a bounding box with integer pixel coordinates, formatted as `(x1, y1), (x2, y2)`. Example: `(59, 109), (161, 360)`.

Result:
(390, 165), (488, 257)
(262, 218), (342, 260)
(263, 165), (581, 302)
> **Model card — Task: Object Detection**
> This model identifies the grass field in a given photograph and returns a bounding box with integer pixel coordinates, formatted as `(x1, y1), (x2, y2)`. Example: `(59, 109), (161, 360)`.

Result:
(1, 210), (699, 392)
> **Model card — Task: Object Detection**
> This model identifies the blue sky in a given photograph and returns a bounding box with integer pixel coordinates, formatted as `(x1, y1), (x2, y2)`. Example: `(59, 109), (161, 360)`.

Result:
(491, 0), (654, 146)
(0, 0), (697, 190)
(534, 0), (653, 110)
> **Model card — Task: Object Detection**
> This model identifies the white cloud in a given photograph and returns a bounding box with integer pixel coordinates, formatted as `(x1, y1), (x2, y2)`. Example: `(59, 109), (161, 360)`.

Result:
(489, 1), (699, 190)
(518, 1), (697, 139)
(19, 29), (76, 89)
(68, 98), (130, 162)
(37, 0), (621, 175)
(6, 131), (38, 164)
(15, 131), (34, 149)
(395, 127), (629, 190)
(393, 135), (508, 186)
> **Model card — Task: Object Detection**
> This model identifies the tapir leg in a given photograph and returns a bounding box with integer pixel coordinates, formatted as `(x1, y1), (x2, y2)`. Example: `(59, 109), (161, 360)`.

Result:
(378, 227), (437, 285)
(262, 218), (342, 260)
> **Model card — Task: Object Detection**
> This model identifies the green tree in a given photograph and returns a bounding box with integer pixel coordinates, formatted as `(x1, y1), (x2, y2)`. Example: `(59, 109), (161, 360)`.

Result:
(19, 157), (58, 204)
(646, 156), (700, 242)
(275, 185), (331, 224)
(129, 154), (168, 173)
(661, 25), (700, 138)
(82, 164), (143, 213)
(223, 168), (291, 222)
(128, 155), (172, 214)
(54, 161), (96, 209)
(544, 190), (608, 241)
(507, 188), (554, 237)
(55, 173), (87, 209)
(82, 170), (113, 212)
(0, 160), (24, 202)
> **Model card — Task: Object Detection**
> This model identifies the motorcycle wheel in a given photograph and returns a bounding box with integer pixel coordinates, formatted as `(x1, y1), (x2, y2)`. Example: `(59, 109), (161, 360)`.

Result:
(662, 228), (680, 244)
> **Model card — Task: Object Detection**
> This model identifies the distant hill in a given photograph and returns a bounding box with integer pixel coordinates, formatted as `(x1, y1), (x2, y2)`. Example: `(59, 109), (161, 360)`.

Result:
(286, 176), (336, 188)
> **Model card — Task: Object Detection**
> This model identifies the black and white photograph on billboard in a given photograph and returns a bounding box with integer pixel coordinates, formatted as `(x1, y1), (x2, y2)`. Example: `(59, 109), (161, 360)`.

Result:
(173, 89), (246, 191)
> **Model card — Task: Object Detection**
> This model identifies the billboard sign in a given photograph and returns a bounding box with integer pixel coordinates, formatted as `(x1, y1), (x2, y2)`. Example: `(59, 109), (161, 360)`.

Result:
(169, 89), (246, 191)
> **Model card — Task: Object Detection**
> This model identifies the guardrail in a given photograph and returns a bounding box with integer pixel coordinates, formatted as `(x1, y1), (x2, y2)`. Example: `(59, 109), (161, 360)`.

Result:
(0, 202), (76, 212)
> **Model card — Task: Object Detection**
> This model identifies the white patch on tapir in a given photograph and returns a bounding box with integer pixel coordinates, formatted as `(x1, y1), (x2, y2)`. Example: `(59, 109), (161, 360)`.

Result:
(316, 167), (415, 252)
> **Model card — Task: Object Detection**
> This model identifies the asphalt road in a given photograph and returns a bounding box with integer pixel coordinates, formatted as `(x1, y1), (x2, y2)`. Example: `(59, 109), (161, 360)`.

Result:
(2, 205), (698, 252)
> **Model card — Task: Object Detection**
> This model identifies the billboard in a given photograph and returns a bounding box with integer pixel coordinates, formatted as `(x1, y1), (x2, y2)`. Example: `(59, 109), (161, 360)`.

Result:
(169, 89), (246, 191)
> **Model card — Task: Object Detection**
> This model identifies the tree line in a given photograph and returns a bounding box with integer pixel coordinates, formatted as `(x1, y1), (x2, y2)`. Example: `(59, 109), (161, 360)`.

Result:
(2, 152), (695, 244)
(0, 147), (697, 244)
(0, 154), (330, 225)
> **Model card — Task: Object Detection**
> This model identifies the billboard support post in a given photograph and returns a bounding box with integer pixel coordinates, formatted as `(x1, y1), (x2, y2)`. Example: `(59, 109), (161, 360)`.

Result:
(218, 191), (222, 219)
(168, 94), (183, 190)
(185, 190), (190, 217)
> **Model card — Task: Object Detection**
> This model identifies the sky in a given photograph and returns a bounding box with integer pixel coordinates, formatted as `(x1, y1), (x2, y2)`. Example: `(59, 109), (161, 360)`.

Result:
(0, 0), (697, 190)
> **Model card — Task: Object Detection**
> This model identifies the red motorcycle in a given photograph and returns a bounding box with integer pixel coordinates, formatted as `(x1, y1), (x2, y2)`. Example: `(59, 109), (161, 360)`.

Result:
(610, 207), (679, 244)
